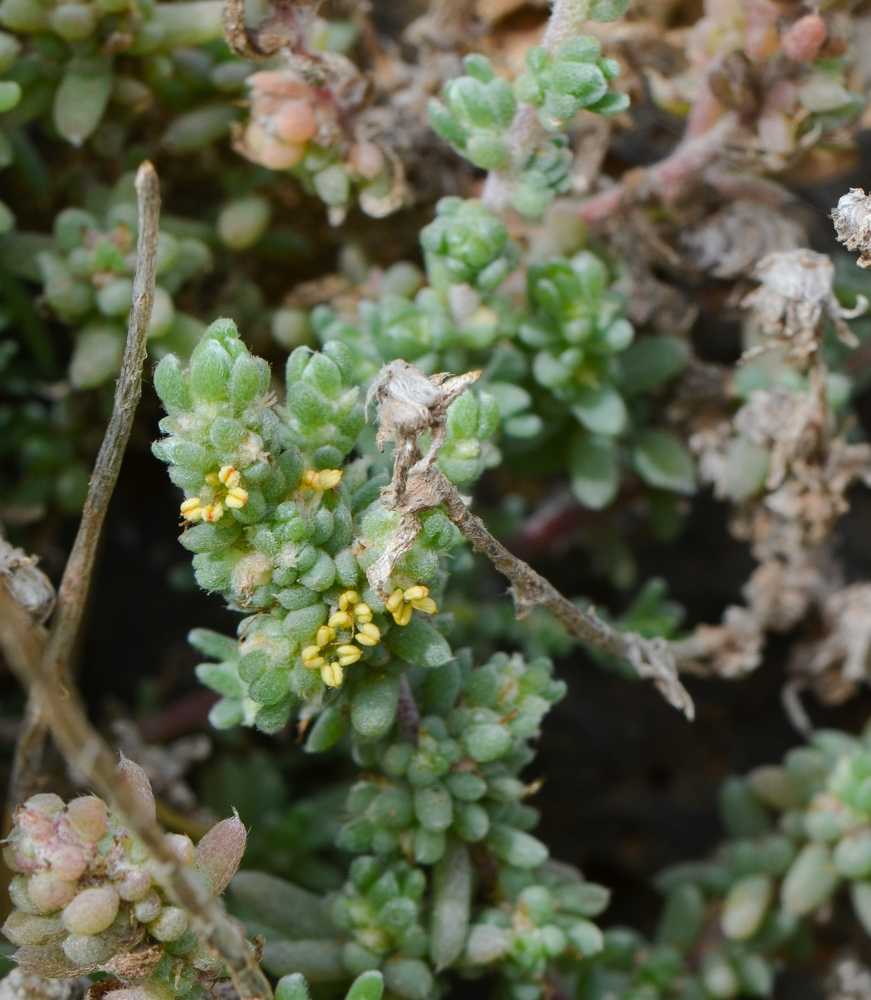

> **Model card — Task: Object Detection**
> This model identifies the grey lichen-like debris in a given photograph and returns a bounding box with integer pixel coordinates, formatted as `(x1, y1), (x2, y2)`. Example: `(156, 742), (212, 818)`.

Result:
(0, 536), (56, 625)
(833, 188), (871, 269)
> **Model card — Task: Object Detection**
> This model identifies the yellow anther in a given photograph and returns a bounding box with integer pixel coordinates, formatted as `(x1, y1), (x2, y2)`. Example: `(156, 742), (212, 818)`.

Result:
(339, 590), (360, 611)
(393, 603), (413, 627)
(403, 585), (429, 602)
(315, 469), (343, 490)
(356, 622), (381, 646)
(301, 468), (343, 492)
(316, 625), (337, 648)
(385, 589), (405, 614)
(180, 497), (204, 522)
(204, 472), (221, 486)
(225, 487), (249, 508)
(329, 610), (353, 629)
(218, 465), (241, 488)
(336, 645), (362, 666)
(302, 645), (325, 669)
(321, 661), (344, 687)
(202, 502), (224, 522)
(353, 603), (373, 623)
(411, 597), (437, 614)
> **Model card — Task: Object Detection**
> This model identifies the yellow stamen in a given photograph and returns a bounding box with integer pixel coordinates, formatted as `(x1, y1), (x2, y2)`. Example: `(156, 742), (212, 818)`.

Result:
(321, 661), (344, 687)
(339, 590), (360, 611)
(356, 622), (381, 646)
(180, 497), (204, 521)
(316, 625), (337, 648)
(225, 487), (248, 508)
(403, 585), (429, 602)
(393, 603), (413, 627)
(385, 589), (405, 614)
(336, 645), (361, 666)
(353, 603), (373, 623)
(203, 502), (223, 522)
(302, 645), (325, 669)
(218, 465), (240, 488)
(411, 597), (437, 614)
(329, 611), (353, 629)
(314, 469), (342, 490)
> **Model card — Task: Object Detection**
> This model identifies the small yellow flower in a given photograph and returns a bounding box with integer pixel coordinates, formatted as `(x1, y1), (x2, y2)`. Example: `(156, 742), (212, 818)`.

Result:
(387, 584), (437, 624)
(385, 589), (404, 615)
(321, 661), (344, 687)
(336, 644), (362, 666)
(329, 610), (353, 629)
(338, 590), (360, 611)
(353, 603), (373, 624)
(180, 497), (204, 522)
(316, 625), (337, 648)
(300, 468), (343, 492)
(302, 645), (325, 669)
(356, 622), (381, 646)
(410, 595), (437, 614)
(403, 585), (429, 602)
(225, 486), (249, 508)
(218, 465), (241, 488)
(202, 502), (224, 522)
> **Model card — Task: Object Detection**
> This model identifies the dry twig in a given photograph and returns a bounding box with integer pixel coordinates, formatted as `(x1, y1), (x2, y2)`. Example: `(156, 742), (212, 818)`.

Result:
(8, 163), (160, 810)
(0, 162), (271, 999)
(0, 582), (272, 1000)
(367, 361), (695, 719)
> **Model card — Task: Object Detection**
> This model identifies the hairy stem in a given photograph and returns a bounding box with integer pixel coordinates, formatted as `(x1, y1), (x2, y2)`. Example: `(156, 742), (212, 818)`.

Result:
(480, 0), (592, 212)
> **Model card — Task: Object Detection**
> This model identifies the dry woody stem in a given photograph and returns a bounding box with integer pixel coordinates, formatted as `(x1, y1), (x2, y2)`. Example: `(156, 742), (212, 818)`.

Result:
(0, 161), (272, 1000)
(368, 361), (695, 719)
(8, 163), (162, 811)
(0, 582), (272, 1000)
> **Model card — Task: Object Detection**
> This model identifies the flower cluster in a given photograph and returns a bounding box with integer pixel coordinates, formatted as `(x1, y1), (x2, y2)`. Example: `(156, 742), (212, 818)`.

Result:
(2, 759), (245, 1000)
(153, 318), (461, 733)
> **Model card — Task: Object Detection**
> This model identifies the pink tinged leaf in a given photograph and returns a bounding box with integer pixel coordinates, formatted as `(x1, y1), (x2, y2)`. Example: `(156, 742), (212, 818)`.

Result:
(114, 757), (156, 823)
(194, 814), (247, 895)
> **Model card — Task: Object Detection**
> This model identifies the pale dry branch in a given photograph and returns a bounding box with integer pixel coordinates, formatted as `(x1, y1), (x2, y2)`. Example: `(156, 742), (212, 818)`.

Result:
(368, 361), (695, 719)
(0, 580), (272, 1000)
(8, 162), (161, 811)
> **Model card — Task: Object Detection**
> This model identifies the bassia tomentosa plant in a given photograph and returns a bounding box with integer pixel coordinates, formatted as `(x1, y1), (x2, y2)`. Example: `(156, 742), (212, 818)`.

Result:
(8, 0), (871, 1000)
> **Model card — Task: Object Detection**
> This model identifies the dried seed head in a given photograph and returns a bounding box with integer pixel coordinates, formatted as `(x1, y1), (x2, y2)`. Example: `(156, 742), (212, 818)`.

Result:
(833, 188), (871, 269)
